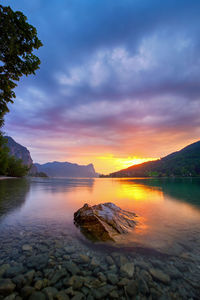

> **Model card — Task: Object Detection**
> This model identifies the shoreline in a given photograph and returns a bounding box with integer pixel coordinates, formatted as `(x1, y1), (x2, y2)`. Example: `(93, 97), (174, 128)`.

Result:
(0, 176), (17, 180)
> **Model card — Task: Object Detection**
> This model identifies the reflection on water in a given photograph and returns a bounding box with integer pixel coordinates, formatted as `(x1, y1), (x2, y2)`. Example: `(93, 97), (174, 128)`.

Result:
(0, 179), (30, 219)
(0, 177), (200, 255)
(129, 177), (200, 207)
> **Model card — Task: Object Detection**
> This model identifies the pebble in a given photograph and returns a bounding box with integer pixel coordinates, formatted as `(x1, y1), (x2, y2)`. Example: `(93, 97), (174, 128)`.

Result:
(134, 260), (151, 270)
(79, 254), (90, 263)
(120, 262), (135, 278)
(0, 264), (10, 277)
(55, 291), (69, 300)
(5, 264), (25, 278)
(67, 275), (84, 289)
(50, 269), (67, 285)
(64, 246), (76, 254)
(34, 279), (43, 290)
(90, 257), (100, 267)
(22, 244), (33, 251)
(12, 274), (25, 289)
(0, 279), (16, 296)
(149, 268), (171, 284)
(165, 266), (181, 279)
(71, 292), (84, 300)
(29, 291), (46, 300)
(118, 278), (129, 286)
(43, 286), (58, 299)
(21, 286), (35, 298)
(110, 290), (119, 298)
(107, 273), (118, 285)
(25, 270), (35, 284)
(138, 278), (149, 295)
(27, 254), (48, 270)
(3, 293), (17, 300)
(126, 280), (138, 296)
(97, 272), (107, 282)
(105, 256), (114, 265)
(92, 284), (114, 299)
(65, 262), (79, 275)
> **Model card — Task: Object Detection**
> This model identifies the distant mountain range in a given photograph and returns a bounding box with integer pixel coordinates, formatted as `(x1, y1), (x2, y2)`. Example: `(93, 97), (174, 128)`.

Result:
(107, 141), (200, 177)
(35, 161), (98, 178)
(6, 135), (200, 178)
(5, 136), (98, 178)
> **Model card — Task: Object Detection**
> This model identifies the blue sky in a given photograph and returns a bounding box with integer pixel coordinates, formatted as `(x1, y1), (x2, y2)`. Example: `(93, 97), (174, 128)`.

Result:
(2, 0), (200, 173)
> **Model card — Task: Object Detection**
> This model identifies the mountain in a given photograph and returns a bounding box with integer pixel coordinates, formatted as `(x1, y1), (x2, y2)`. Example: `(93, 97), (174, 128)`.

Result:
(4, 136), (98, 178)
(4, 136), (38, 174)
(108, 141), (200, 177)
(5, 136), (33, 166)
(35, 161), (98, 178)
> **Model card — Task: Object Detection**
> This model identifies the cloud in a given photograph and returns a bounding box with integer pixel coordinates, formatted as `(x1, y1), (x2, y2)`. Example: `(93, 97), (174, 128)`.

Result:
(2, 0), (200, 172)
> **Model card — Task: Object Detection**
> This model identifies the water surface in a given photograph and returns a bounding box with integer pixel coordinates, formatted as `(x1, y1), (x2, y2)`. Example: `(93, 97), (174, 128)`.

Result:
(0, 177), (200, 256)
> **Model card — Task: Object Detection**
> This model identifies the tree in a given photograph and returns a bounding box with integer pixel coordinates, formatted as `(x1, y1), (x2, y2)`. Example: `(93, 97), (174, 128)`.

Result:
(0, 5), (43, 125)
(6, 156), (29, 177)
(0, 135), (29, 177)
(0, 134), (9, 174)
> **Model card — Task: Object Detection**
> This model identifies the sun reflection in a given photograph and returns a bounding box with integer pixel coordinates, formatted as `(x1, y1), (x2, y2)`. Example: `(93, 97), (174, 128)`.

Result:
(116, 181), (164, 202)
(15, 177), (200, 254)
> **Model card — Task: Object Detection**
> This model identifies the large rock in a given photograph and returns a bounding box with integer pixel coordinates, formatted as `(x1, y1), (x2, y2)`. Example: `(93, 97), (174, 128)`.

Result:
(74, 202), (137, 241)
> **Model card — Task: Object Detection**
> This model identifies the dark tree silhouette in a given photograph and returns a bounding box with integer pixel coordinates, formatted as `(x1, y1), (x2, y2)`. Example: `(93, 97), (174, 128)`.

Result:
(0, 5), (43, 126)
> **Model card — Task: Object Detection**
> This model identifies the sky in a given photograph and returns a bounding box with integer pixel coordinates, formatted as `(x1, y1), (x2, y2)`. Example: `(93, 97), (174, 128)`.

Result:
(2, 0), (200, 174)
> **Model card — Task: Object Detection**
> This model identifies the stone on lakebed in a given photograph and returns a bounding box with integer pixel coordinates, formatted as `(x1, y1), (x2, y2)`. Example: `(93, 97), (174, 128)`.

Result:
(74, 202), (137, 241)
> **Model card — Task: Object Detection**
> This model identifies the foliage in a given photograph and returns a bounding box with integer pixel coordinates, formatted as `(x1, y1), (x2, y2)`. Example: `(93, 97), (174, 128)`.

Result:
(0, 134), (29, 177)
(0, 5), (42, 125)
(6, 156), (29, 177)
(0, 134), (9, 174)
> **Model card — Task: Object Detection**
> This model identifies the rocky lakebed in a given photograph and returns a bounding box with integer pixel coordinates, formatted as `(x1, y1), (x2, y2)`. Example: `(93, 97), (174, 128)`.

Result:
(0, 219), (200, 300)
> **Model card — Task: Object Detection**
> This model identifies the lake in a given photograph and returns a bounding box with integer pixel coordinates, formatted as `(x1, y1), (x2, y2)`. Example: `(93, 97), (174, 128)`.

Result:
(0, 177), (200, 299)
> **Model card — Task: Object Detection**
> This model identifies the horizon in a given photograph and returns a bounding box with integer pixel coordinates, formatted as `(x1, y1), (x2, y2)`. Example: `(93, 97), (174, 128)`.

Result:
(2, 0), (200, 174)
(8, 135), (200, 175)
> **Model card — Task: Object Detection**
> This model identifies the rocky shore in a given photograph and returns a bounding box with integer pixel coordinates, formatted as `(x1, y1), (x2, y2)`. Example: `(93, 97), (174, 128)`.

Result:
(0, 222), (199, 300)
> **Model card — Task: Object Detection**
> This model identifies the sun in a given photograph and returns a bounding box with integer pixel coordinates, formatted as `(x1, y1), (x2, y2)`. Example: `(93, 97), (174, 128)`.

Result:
(95, 154), (158, 174)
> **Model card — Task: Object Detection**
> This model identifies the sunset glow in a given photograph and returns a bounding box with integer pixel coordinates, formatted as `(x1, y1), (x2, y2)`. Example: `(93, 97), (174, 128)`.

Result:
(3, 0), (200, 175)
(95, 154), (158, 174)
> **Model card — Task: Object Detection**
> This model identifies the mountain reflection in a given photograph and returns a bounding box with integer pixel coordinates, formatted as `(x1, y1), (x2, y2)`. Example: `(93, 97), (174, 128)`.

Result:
(0, 179), (30, 218)
(117, 178), (200, 207)
(30, 178), (95, 194)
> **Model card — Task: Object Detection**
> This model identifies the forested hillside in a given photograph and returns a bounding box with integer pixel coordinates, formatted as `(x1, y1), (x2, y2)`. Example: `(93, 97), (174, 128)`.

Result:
(108, 141), (200, 177)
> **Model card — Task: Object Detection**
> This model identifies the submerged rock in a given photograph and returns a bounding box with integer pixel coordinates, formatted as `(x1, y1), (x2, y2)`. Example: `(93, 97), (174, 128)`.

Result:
(0, 279), (16, 296)
(74, 202), (137, 241)
(149, 268), (171, 284)
(22, 244), (32, 251)
(120, 262), (135, 278)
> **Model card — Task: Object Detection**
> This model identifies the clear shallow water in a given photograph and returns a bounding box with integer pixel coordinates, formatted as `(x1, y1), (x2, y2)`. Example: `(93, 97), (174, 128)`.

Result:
(0, 177), (200, 299)
(0, 177), (200, 255)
